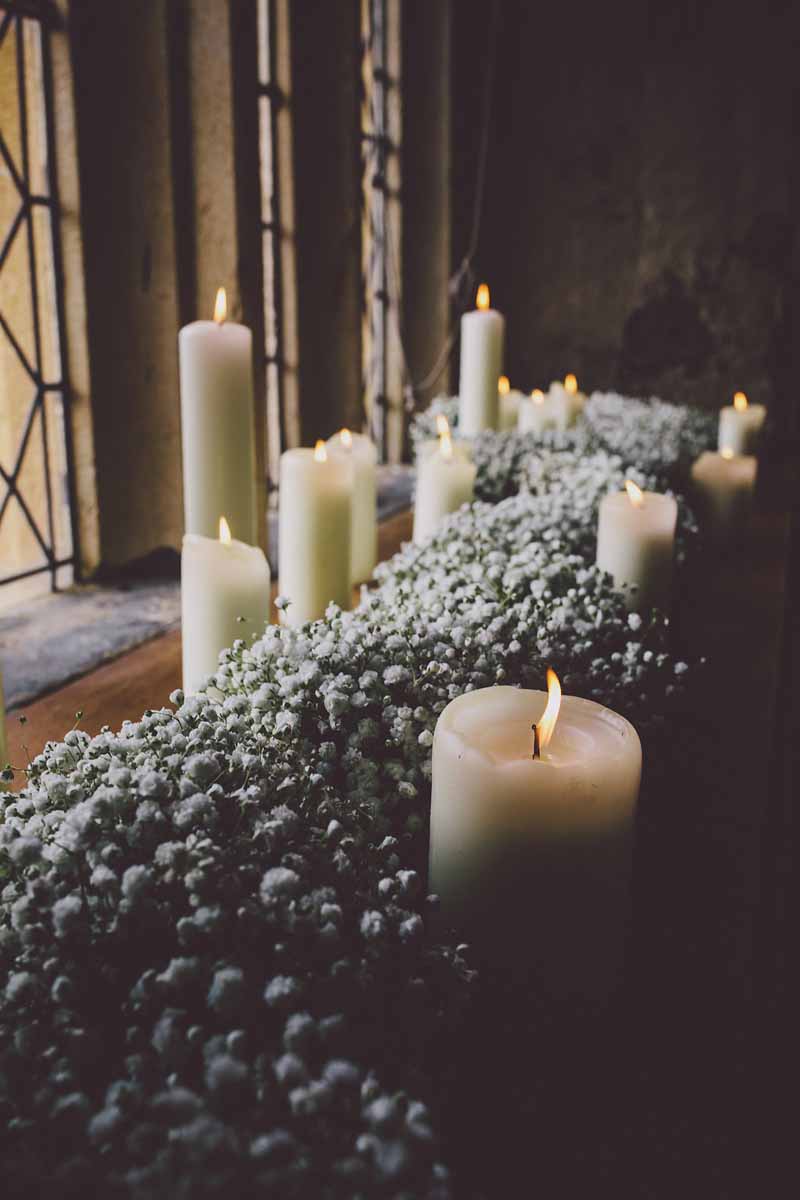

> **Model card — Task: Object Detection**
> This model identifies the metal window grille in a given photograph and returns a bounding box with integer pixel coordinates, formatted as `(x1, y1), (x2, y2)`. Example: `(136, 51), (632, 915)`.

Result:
(0, 0), (76, 597)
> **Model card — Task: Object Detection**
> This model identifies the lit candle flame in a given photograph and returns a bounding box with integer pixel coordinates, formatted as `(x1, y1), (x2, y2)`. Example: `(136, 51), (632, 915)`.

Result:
(625, 479), (645, 508)
(564, 373), (578, 395)
(533, 667), (562, 759)
(219, 516), (232, 544)
(531, 388), (544, 406)
(498, 375), (510, 396)
(214, 287), (227, 326)
(340, 427), (353, 449)
(476, 283), (490, 311)
(314, 439), (327, 462)
(720, 447), (735, 460)
(435, 413), (450, 436)
(440, 429), (454, 461)
(733, 391), (748, 412)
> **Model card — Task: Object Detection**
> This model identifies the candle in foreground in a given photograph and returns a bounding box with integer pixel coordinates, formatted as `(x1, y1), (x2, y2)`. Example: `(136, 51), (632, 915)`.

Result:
(327, 428), (378, 584)
(182, 517), (271, 694)
(278, 442), (352, 624)
(718, 391), (766, 455)
(430, 675), (641, 1003)
(596, 480), (678, 612)
(518, 388), (555, 435)
(413, 424), (477, 543)
(549, 373), (585, 432)
(691, 449), (757, 540)
(497, 375), (524, 431)
(179, 288), (257, 545)
(458, 284), (505, 434)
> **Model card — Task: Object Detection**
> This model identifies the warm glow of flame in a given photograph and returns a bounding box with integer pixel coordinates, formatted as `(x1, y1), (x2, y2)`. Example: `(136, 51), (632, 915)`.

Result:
(314, 439), (327, 463)
(435, 413), (450, 436)
(564, 373), (578, 395)
(531, 388), (545, 406)
(214, 287), (227, 325)
(340, 427), (353, 449)
(733, 391), (748, 412)
(721, 447), (735, 460)
(498, 375), (510, 396)
(440, 430), (454, 461)
(476, 283), (490, 311)
(625, 479), (645, 508)
(219, 516), (231, 544)
(537, 668), (562, 756)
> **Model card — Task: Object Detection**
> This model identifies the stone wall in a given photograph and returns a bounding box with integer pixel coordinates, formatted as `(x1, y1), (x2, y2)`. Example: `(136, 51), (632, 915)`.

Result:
(452, 0), (800, 430)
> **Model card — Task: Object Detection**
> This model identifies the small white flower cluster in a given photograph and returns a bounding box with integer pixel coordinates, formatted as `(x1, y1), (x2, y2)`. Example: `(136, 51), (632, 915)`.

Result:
(410, 389), (716, 503)
(0, 390), (704, 1195)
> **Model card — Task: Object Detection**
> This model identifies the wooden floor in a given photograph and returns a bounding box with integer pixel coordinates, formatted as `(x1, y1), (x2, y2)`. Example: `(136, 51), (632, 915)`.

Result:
(4, 509), (414, 784)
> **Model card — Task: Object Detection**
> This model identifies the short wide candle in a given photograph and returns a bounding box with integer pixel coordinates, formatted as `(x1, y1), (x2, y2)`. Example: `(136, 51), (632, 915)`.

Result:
(179, 288), (257, 544)
(596, 482), (678, 612)
(182, 520), (270, 694)
(430, 683), (641, 1004)
(327, 429), (378, 584)
(458, 284), (505, 434)
(691, 450), (757, 540)
(278, 444), (352, 625)
(413, 434), (476, 544)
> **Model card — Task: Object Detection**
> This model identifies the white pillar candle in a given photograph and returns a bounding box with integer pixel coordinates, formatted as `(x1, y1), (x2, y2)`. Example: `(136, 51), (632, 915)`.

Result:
(417, 415), (471, 463)
(691, 449), (757, 540)
(458, 283), (505, 434)
(718, 391), (766, 455)
(327, 428), (378, 584)
(413, 428), (477, 544)
(430, 677), (641, 1002)
(549, 373), (585, 432)
(278, 442), (352, 625)
(497, 376), (524, 431)
(518, 388), (555, 435)
(179, 287), (257, 544)
(182, 518), (271, 694)
(596, 480), (678, 612)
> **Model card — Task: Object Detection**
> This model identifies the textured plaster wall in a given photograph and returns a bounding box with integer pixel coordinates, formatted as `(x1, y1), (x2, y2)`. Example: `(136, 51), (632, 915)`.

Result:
(453, 0), (800, 427)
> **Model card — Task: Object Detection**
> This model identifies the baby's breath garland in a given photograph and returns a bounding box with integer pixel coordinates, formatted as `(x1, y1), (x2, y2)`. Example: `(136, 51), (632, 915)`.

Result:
(0, 394), (712, 1197)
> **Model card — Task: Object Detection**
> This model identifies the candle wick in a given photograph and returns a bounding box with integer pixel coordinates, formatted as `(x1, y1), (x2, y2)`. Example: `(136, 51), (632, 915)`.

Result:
(531, 723), (541, 761)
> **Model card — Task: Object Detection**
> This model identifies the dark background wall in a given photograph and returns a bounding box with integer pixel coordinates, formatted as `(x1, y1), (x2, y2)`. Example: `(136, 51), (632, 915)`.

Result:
(452, 0), (800, 430)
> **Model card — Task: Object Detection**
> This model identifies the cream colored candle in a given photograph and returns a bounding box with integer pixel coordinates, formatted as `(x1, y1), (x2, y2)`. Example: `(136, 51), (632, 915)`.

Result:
(327, 428), (378, 584)
(596, 480), (678, 612)
(182, 518), (271, 694)
(458, 283), (505, 434)
(413, 427), (476, 544)
(278, 442), (352, 625)
(179, 288), (257, 544)
(718, 391), (766, 455)
(691, 449), (757, 540)
(518, 388), (555, 435)
(417, 415), (471, 463)
(497, 376), (524, 431)
(549, 373), (585, 432)
(430, 677), (641, 1001)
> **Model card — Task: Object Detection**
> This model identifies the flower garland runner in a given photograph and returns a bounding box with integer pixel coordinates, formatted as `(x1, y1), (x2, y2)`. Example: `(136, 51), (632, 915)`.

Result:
(0, 394), (714, 1196)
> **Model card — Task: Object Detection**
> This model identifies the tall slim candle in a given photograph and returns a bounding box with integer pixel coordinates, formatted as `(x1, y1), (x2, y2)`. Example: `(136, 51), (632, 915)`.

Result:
(327, 428), (378, 584)
(458, 284), (505, 434)
(182, 517), (271, 694)
(179, 288), (257, 544)
(278, 442), (352, 625)
(413, 425), (476, 544)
